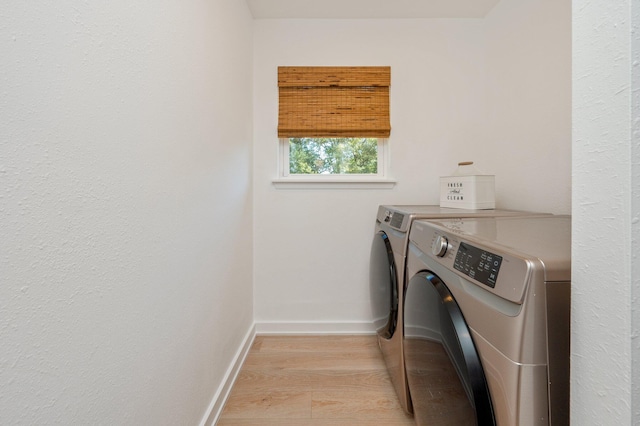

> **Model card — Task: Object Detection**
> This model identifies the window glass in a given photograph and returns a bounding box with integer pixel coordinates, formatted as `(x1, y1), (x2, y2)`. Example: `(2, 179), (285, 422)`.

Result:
(288, 137), (378, 175)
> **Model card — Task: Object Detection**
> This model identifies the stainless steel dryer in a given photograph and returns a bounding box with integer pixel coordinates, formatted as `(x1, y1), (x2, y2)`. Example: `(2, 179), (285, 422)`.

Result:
(404, 216), (570, 425)
(368, 205), (549, 414)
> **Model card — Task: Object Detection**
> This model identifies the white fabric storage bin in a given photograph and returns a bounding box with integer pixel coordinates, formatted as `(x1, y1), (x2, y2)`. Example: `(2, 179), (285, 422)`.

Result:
(439, 162), (495, 209)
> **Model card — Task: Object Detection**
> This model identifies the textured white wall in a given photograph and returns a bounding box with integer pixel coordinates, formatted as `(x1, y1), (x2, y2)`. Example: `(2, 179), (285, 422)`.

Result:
(0, 1), (253, 424)
(633, 1), (640, 422)
(572, 0), (635, 423)
(252, 3), (570, 330)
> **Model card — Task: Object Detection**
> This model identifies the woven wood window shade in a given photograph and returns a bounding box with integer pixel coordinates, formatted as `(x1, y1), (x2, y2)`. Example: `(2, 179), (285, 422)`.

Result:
(278, 66), (391, 138)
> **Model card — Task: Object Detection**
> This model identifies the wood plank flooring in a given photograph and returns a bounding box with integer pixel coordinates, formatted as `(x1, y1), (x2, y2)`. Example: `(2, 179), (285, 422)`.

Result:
(217, 335), (415, 425)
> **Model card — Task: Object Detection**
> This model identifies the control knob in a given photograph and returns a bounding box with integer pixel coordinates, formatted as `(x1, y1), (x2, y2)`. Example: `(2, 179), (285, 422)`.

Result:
(432, 235), (449, 257)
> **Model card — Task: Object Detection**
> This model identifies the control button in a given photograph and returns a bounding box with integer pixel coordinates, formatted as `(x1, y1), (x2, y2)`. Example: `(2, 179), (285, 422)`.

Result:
(431, 235), (449, 257)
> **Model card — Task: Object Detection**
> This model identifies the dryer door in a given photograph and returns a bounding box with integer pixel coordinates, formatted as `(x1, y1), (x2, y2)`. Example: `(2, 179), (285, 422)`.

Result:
(369, 231), (398, 339)
(404, 271), (495, 426)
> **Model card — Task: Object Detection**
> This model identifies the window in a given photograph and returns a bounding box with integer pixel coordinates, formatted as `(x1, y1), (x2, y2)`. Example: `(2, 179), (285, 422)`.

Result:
(289, 137), (378, 174)
(275, 67), (394, 188)
(281, 137), (388, 176)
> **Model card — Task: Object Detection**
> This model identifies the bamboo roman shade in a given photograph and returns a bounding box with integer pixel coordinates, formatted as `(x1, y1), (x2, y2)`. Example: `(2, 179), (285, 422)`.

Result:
(278, 66), (391, 138)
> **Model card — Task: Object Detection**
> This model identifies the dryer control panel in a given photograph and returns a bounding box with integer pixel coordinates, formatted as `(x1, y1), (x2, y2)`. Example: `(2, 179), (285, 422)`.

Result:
(409, 219), (532, 305)
(454, 242), (503, 288)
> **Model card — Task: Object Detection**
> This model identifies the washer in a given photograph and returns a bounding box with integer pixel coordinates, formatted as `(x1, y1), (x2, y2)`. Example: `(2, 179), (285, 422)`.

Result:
(404, 216), (570, 425)
(368, 205), (549, 414)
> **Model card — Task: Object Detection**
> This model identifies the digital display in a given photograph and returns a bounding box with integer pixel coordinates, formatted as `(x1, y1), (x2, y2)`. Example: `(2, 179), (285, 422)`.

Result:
(454, 242), (502, 288)
(390, 213), (404, 228)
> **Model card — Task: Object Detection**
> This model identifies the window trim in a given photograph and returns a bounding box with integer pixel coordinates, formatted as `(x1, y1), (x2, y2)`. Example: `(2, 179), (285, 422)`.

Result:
(273, 138), (396, 189)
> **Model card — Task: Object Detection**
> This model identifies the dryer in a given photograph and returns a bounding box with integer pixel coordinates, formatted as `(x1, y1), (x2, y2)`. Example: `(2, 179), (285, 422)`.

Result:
(368, 205), (549, 414)
(404, 216), (570, 425)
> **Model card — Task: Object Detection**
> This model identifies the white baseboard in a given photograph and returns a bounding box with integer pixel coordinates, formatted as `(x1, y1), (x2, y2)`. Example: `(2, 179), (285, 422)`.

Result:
(199, 323), (256, 426)
(255, 320), (376, 335)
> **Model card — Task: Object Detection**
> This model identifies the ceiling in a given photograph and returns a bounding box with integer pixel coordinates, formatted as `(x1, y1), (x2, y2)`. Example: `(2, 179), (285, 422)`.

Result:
(246, 0), (502, 19)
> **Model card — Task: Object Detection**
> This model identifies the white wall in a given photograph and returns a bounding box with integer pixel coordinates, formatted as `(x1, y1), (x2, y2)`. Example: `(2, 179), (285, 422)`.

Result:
(485, 0), (572, 214)
(572, 0), (638, 423)
(253, 19), (485, 330)
(253, 3), (570, 331)
(0, 1), (253, 425)
(633, 1), (640, 422)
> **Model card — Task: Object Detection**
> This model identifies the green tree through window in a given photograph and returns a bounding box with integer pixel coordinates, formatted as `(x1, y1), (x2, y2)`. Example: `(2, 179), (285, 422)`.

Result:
(289, 138), (378, 174)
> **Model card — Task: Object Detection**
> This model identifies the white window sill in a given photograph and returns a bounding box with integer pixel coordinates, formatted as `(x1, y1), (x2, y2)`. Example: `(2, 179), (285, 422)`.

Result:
(272, 177), (396, 189)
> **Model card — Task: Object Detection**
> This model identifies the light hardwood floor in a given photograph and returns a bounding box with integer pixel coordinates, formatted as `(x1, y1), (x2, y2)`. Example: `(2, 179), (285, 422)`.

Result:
(217, 335), (415, 425)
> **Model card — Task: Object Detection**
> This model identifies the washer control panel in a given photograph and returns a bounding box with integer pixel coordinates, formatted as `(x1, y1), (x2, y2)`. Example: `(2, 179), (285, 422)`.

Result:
(389, 212), (405, 229)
